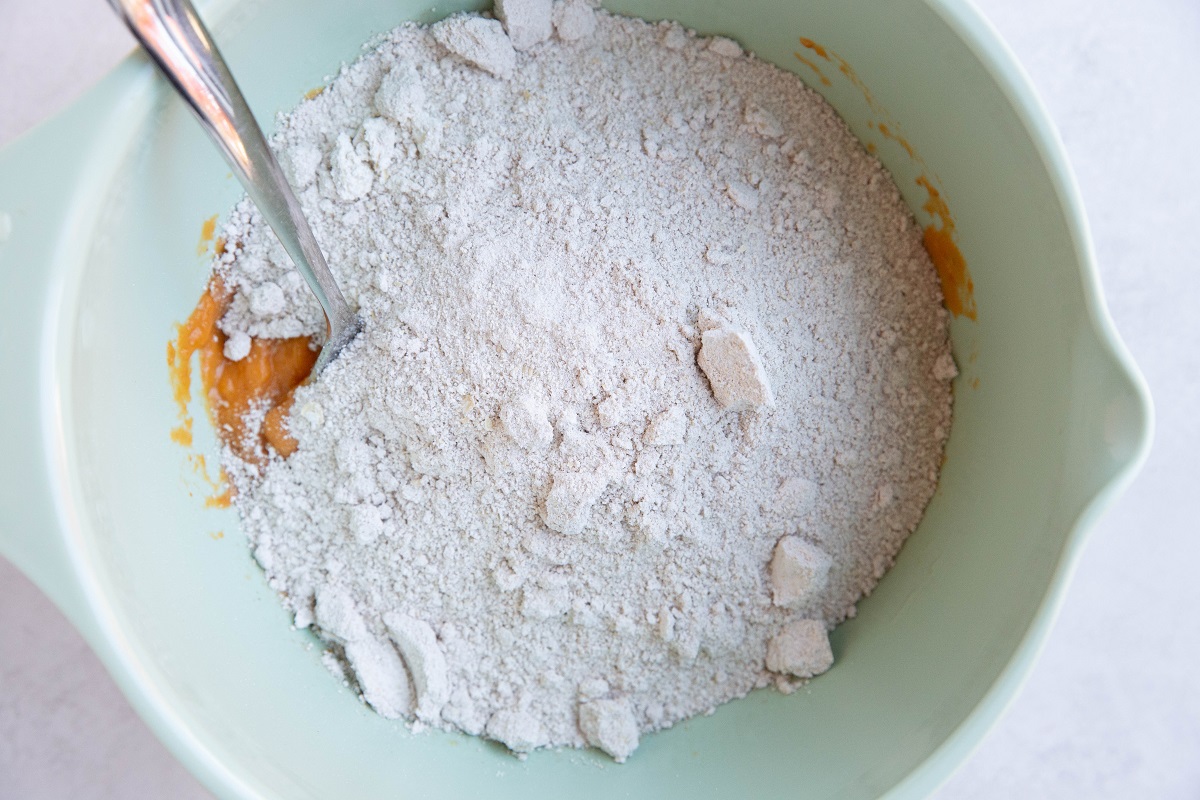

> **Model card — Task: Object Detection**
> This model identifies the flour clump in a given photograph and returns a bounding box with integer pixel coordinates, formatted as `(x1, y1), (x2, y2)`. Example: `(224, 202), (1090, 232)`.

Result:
(432, 15), (517, 77)
(496, 0), (553, 50)
(770, 535), (832, 608)
(696, 324), (773, 411)
(210, 6), (955, 763)
(766, 619), (835, 679)
(552, 0), (597, 42)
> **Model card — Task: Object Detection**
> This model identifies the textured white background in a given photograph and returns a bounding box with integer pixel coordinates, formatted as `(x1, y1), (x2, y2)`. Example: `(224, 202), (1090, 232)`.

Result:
(1, 1), (1196, 797)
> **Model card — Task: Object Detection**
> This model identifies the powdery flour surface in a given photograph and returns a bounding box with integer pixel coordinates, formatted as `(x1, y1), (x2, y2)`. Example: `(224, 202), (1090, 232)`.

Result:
(213, 6), (954, 761)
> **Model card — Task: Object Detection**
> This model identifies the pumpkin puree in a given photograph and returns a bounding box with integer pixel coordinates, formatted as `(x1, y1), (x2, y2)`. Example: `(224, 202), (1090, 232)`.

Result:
(168, 264), (318, 480)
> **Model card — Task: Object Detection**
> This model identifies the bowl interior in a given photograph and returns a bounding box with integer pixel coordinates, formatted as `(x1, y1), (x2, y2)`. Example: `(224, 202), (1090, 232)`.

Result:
(57, 0), (1145, 797)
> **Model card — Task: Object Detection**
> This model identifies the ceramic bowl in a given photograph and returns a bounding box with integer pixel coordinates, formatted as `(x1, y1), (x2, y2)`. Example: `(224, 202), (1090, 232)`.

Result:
(0, 0), (1151, 797)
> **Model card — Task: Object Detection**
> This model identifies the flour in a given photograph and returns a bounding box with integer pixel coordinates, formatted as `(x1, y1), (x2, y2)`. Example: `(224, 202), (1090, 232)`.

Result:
(211, 5), (954, 762)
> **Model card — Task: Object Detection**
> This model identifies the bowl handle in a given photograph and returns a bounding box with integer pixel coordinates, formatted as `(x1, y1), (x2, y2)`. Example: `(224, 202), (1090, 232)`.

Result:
(0, 79), (138, 630)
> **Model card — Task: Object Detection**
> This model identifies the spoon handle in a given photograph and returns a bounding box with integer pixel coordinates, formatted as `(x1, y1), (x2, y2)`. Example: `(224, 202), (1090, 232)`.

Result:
(108, 0), (359, 365)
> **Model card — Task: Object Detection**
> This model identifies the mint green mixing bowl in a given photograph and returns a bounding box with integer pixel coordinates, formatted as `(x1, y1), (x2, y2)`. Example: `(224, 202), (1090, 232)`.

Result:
(0, 0), (1152, 797)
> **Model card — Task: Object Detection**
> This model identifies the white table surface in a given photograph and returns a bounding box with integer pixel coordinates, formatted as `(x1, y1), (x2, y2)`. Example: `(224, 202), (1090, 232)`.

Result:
(1, 1), (1196, 797)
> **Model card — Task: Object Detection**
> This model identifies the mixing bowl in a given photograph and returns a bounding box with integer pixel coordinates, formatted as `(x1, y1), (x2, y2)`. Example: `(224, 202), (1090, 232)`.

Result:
(0, 0), (1152, 797)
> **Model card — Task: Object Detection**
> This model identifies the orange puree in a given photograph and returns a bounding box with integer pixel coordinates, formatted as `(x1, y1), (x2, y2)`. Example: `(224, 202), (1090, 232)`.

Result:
(917, 176), (977, 320)
(168, 277), (318, 467)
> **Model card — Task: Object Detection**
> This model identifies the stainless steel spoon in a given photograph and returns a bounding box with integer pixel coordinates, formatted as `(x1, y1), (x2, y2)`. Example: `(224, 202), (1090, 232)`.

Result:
(108, 0), (363, 373)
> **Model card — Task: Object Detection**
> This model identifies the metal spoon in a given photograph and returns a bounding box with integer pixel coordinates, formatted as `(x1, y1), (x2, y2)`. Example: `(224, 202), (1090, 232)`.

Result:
(108, 0), (363, 373)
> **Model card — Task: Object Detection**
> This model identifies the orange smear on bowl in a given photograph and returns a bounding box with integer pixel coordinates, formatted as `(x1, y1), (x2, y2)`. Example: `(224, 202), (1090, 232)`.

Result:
(800, 38), (880, 113)
(196, 214), (218, 255)
(797, 37), (977, 320)
(798, 37), (829, 60)
(186, 452), (233, 509)
(877, 123), (916, 160)
(793, 53), (832, 86)
(917, 176), (977, 320)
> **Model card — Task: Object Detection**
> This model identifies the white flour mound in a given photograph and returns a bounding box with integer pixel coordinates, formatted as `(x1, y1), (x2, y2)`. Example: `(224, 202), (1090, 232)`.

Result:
(213, 5), (954, 762)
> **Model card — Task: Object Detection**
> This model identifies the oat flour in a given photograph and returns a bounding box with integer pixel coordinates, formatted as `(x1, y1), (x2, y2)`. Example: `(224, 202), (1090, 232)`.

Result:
(211, 5), (954, 762)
